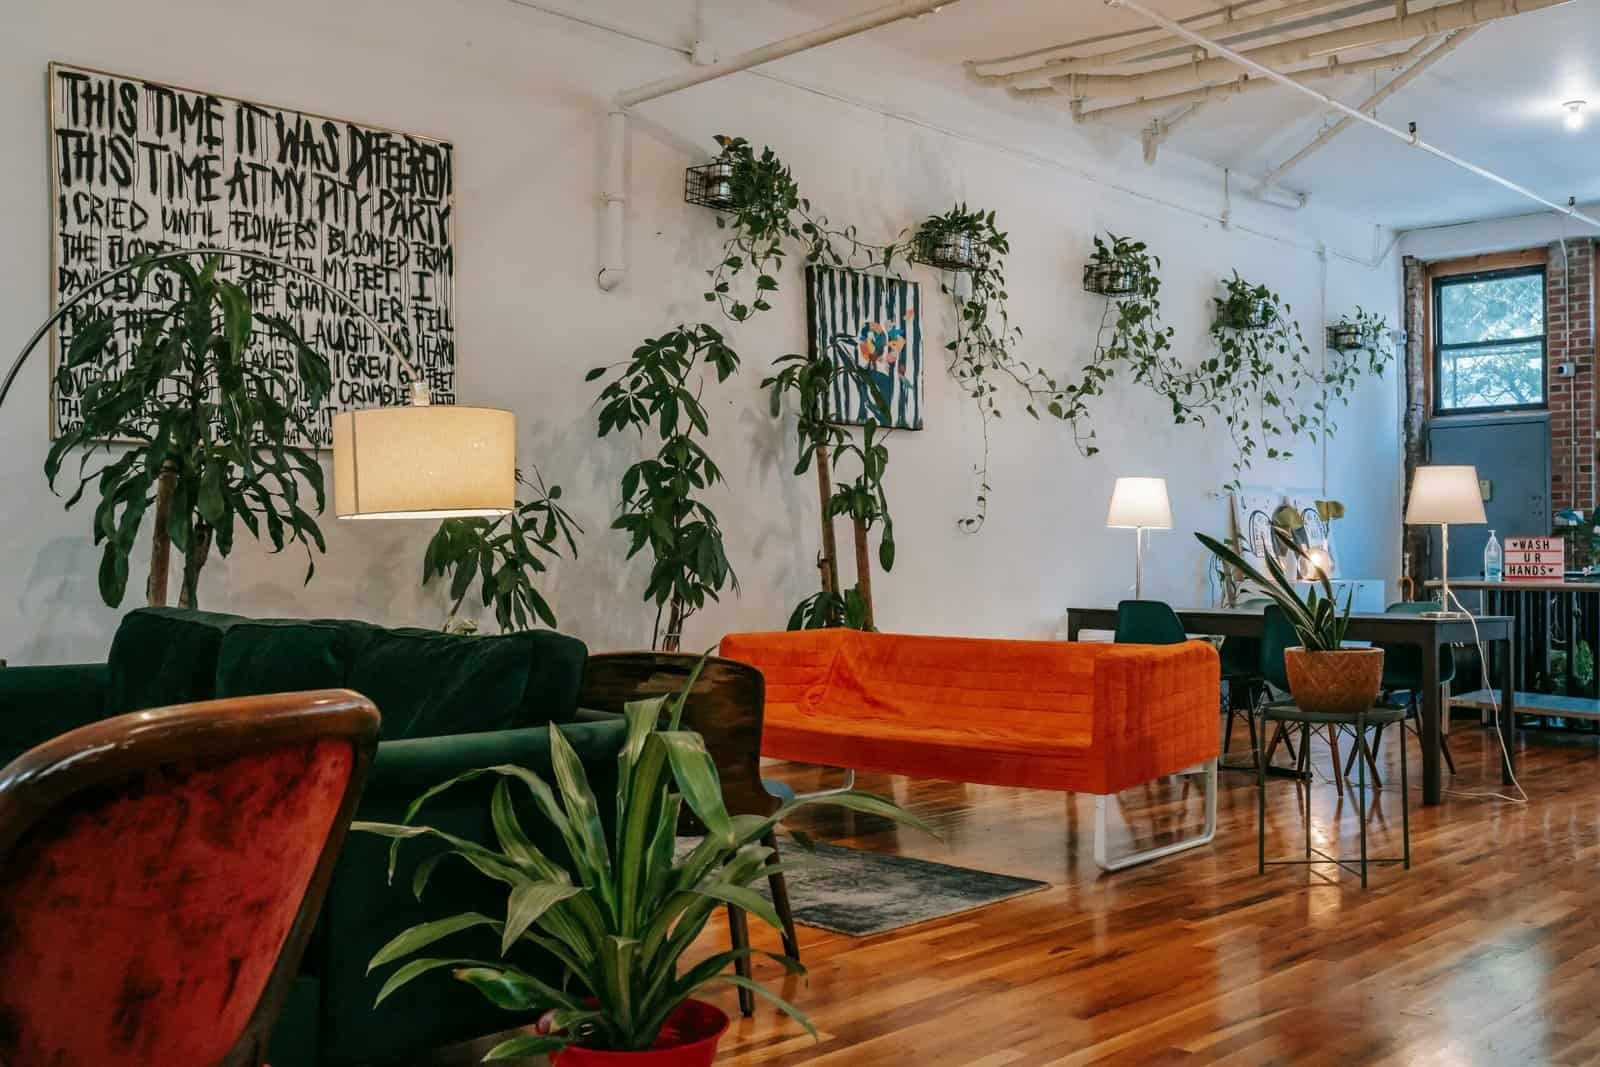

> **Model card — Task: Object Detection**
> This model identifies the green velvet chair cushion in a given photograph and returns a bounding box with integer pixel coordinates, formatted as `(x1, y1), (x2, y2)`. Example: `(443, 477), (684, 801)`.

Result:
(0, 664), (110, 768)
(105, 608), (243, 715)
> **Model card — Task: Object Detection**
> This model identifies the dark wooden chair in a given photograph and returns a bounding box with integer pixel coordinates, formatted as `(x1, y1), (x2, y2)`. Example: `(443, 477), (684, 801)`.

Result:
(0, 688), (380, 1067)
(579, 653), (800, 1018)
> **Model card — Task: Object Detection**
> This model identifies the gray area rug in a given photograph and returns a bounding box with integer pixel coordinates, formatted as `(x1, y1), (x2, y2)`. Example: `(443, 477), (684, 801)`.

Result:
(740, 841), (1048, 937)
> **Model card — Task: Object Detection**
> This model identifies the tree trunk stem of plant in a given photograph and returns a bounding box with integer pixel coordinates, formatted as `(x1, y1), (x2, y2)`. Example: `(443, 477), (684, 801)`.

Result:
(178, 520), (212, 609)
(661, 595), (686, 653)
(815, 444), (840, 598)
(852, 516), (875, 631)
(146, 463), (177, 607)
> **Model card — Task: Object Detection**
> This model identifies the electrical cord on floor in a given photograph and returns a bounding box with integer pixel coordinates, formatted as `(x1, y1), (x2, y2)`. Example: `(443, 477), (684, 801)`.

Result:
(1440, 586), (1528, 805)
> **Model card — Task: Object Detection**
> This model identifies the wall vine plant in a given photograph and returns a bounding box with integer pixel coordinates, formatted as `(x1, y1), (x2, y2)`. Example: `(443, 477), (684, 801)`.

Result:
(1318, 306), (1395, 444)
(1207, 272), (1314, 492)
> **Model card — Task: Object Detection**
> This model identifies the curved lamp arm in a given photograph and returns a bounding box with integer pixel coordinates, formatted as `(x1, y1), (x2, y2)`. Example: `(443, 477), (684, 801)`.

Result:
(0, 245), (429, 416)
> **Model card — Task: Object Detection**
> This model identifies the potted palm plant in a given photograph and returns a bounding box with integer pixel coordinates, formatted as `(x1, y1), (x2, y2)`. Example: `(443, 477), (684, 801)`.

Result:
(356, 670), (933, 1064)
(1197, 528), (1383, 714)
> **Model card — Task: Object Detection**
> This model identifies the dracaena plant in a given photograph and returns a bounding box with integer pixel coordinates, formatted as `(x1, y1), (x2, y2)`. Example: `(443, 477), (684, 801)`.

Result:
(1196, 527), (1353, 651)
(356, 665), (935, 1058)
(422, 467), (582, 632)
(45, 254), (332, 608)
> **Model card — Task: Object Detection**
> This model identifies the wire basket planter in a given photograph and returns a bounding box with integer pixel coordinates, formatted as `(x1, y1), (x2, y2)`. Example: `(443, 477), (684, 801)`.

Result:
(1325, 322), (1365, 351)
(1082, 260), (1146, 296)
(1216, 296), (1277, 331)
(910, 229), (981, 272)
(683, 158), (738, 211)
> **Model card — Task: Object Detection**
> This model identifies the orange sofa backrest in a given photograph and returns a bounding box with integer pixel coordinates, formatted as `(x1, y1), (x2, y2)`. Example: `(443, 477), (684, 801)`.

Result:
(720, 629), (1219, 795)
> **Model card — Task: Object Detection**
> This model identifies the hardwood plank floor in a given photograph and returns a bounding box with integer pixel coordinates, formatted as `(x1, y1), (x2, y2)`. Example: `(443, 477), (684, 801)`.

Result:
(430, 721), (1600, 1065)
(703, 721), (1600, 1065)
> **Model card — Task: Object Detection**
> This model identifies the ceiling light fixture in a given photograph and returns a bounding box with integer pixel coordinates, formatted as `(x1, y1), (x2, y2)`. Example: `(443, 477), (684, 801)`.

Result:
(1565, 99), (1587, 130)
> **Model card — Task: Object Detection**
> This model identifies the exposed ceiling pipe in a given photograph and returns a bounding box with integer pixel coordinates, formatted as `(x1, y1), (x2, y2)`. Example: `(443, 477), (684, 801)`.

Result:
(969, 0), (1382, 84)
(1066, 45), (1429, 123)
(1106, 0), (1600, 227)
(1259, 27), (1478, 189)
(967, 0), (1281, 72)
(598, 0), (958, 290)
(1141, 102), (1207, 163)
(1062, 0), (1565, 100)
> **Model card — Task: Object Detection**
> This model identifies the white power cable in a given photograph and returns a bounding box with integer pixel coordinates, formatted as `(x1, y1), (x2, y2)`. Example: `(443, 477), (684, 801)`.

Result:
(1441, 586), (1528, 804)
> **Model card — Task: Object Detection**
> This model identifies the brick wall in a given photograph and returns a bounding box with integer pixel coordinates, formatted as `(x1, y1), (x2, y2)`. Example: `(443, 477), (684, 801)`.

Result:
(1548, 238), (1596, 513)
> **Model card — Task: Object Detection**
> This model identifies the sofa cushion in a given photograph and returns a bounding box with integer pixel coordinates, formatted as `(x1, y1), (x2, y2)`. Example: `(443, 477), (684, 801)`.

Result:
(344, 627), (587, 740)
(106, 608), (242, 715)
(215, 619), (354, 699)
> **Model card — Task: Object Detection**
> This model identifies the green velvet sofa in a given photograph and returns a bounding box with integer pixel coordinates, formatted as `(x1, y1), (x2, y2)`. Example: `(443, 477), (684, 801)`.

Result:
(0, 607), (627, 1067)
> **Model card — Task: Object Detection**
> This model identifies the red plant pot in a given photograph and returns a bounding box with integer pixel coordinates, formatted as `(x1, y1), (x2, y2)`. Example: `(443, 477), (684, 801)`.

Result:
(552, 1000), (730, 1067)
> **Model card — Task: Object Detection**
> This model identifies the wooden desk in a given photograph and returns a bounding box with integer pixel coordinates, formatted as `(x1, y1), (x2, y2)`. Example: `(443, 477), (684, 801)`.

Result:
(1065, 607), (1516, 806)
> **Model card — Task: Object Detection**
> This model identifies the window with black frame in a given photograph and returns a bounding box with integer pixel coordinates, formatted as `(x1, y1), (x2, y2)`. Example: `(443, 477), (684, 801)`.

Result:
(1432, 265), (1547, 414)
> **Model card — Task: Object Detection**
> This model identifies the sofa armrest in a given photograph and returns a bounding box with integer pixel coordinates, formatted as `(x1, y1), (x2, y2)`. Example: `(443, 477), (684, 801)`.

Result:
(0, 664), (109, 766)
(308, 719), (626, 1067)
(1092, 640), (1220, 793)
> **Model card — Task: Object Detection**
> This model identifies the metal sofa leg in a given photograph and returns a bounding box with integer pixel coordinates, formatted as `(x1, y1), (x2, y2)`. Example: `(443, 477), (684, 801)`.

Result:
(1093, 759), (1218, 872)
(791, 768), (856, 801)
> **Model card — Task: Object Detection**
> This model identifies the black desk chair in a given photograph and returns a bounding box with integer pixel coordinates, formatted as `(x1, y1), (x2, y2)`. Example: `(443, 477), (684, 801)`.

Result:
(1257, 606), (1411, 888)
(1219, 598), (1273, 768)
(1343, 600), (1458, 786)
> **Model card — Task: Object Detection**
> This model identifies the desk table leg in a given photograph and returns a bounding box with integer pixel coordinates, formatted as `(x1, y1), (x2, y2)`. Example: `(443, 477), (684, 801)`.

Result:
(1499, 635), (1517, 785)
(1421, 636), (1442, 806)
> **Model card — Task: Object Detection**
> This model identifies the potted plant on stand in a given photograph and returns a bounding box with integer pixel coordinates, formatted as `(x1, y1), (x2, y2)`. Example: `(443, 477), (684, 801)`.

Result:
(1196, 528), (1383, 714)
(356, 671), (933, 1064)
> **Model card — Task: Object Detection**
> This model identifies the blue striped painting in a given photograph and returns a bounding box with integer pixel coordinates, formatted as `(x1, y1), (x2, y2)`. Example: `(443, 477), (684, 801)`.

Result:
(806, 266), (924, 431)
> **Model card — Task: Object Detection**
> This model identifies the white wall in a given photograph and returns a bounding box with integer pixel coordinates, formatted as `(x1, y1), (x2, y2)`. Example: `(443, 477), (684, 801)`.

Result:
(1400, 201), (1600, 261)
(1, 0), (1403, 663)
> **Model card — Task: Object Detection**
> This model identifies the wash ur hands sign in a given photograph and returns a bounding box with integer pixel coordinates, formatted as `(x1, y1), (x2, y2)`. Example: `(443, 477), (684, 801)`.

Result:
(48, 62), (456, 448)
(1504, 537), (1564, 580)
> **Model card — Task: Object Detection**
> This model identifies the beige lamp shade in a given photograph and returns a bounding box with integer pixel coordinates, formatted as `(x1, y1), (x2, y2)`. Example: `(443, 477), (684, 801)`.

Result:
(1107, 476), (1173, 529)
(1405, 464), (1487, 525)
(333, 406), (516, 519)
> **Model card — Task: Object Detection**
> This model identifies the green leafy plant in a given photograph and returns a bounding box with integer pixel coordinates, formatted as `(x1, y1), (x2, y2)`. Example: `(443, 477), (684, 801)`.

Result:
(1316, 307), (1394, 445)
(589, 326), (740, 651)
(762, 350), (895, 631)
(422, 468), (582, 632)
(1206, 273), (1313, 492)
(1197, 527), (1353, 651)
(356, 662), (936, 1058)
(45, 254), (331, 608)
(1058, 234), (1199, 457)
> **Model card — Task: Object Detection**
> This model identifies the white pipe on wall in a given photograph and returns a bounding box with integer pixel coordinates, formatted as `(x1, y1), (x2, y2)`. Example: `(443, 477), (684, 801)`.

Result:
(1107, 0), (1600, 227)
(597, 110), (628, 292)
(598, 0), (958, 291)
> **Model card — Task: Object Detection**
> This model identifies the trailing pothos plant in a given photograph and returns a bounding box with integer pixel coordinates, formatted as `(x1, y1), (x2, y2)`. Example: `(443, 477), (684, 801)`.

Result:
(1316, 306), (1394, 444)
(45, 253), (331, 608)
(422, 468), (582, 633)
(356, 659), (936, 1058)
(1058, 233), (1197, 457)
(762, 352), (894, 631)
(589, 326), (740, 652)
(1206, 272), (1314, 492)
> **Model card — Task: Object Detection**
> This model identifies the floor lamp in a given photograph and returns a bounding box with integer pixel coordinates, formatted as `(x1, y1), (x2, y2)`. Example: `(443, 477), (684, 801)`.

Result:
(4, 247), (515, 522)
(1107, 476), (1172, 600)
(1405, 464), (1486, 619)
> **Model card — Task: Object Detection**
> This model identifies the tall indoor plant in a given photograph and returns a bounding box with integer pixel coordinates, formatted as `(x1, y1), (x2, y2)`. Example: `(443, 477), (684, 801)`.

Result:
(1196, 528), (1382, 713)
(357, 674), (934, 1062)
(44, 253), (332, 608)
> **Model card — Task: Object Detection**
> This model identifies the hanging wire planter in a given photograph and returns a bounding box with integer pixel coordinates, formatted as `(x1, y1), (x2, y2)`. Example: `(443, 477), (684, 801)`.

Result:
(1217, 295), (1276, 331)
(684, 157), (737, 210)
(1082, 260), (1145, 296)
(910, 228), (981, 272)
(1325, 322), (1364, 351)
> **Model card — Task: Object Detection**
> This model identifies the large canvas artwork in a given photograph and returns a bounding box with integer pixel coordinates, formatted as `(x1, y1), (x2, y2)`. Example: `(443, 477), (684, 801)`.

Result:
(1230, 487), (1285, 573)
(47, 62), (456, 448)
(806, 266), (924, 430)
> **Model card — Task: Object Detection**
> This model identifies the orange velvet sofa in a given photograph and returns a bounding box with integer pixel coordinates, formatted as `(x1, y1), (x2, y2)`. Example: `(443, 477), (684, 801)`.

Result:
(719, 629), (1222, 869)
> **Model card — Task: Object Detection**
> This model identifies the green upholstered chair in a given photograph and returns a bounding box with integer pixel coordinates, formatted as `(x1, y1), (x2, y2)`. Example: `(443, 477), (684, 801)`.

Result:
(0, 608), (627, 1067)
(1219, 598), (1272, 768)
(1342, 600), (1458, 782)
(1114, 600), (1188, 645)
(1256, 606), (1410, 888)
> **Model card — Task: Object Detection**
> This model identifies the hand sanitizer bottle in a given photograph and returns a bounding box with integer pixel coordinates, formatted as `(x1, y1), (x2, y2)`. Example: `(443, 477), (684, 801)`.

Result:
(1484, 529), (1503, 582)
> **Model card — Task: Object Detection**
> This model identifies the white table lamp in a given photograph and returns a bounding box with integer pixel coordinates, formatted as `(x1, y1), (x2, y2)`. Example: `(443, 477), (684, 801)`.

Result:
(1404, 464), (1486, 618)
(1107, 476), (1172, 599)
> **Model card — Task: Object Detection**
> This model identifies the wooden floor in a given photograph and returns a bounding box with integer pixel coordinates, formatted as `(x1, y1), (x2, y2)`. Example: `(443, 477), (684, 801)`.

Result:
(700, 722), (1600, 1066)
(434, 721), (1600, 1065)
